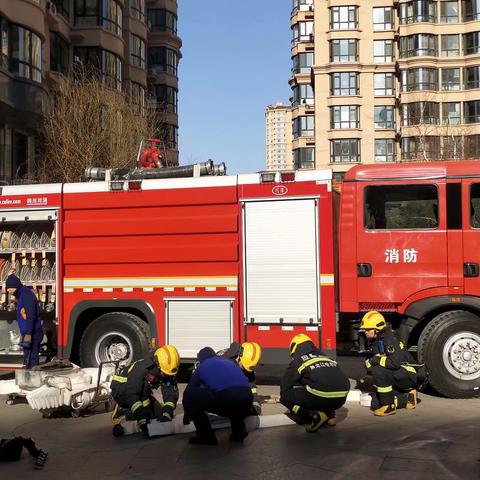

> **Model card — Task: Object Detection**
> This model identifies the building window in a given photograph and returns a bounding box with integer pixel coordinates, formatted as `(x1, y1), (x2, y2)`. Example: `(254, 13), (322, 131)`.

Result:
(130, 34), (145, 68)
(158, 124), (178, 150)
(148, 47), (178, 75)
(147, 9), (177, 34)
(330, 39), (358, 62)
(442, 68), (461, 90)
(441, 35), (460, 56)
(10, 26), (42, 83)
(293, 148), (315, 169)
(463, 0), (480, 21)
(292, 84), (314, 106)
(50, 32), (69, 75)
(464, 100), (480, 123)
(330, 105), (360, 129)
(441, 1), (459, 22)
(102, 0), (122, 35)
(74, 0), (98, 27)
(131, 82), (145, 113)
(400, 1), (437, 24)
(330, 139), (360, 163)
(292, 52), (314, 74)
(464, 66), (480, 89)
(465, 135), (480, 159)
(293, 116), (315, 137)
(292, 0), (314, 14)
(149, 84), (178, 113)
(464, 32), (480, 55)
(374, 105), (395, 129)
(402, 102), (440, 125)
(330, 6), (358, 29)
(0, 17), (8, 70)
(130, 0), (145, 21)
(74, 47), (122, 90)
(401, 68), (438, 91)
(374, 73), (395, 96)
(373, 7), (394, 30)
(374, 40), (394, 63)
(443, 136), (463, 160)
(374, 139), (396, 162)
(401, 136), (440, 160)
(52, 0), (70, 19)
(365, 185), (438, 230)
(442, 102), (461, 125)
(400, 34), (437, 57)
(292, 21), (314, 44)
(74, 0), (122, 35)
(330, 72), (359, 95)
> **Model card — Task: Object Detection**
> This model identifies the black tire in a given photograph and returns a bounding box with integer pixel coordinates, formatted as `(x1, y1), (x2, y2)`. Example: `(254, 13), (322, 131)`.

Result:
(112, 424), (124, 437)
(79, 312), (150, 367)
(418, 310), (480, 398)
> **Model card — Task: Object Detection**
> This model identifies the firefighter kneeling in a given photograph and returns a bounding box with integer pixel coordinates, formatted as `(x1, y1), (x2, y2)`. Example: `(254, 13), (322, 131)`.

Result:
(110, 345), (180, 435)
(361, 311), (418, 416)
(280, 334), (350, 432)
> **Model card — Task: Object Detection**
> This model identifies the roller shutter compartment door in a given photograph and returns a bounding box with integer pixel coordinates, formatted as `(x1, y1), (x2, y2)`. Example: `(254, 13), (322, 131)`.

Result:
(166, 300), (233, 358)
(243, 199), (319, 324)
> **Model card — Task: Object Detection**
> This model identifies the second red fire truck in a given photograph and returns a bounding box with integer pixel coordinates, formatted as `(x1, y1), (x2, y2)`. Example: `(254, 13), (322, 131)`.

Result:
(0, 160), (479, 399)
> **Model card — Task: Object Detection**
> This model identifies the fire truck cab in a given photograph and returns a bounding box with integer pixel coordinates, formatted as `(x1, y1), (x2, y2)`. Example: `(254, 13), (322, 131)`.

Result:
(339, 161), (480, 398)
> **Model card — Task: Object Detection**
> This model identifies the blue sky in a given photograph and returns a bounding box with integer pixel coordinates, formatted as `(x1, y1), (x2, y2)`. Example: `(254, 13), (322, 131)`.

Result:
(177, 1), (292, 174)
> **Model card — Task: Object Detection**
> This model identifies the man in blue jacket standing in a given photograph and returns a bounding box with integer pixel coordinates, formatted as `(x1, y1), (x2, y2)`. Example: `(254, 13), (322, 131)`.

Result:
(183, 346), (253, 445)
(6, 274), (43, 369)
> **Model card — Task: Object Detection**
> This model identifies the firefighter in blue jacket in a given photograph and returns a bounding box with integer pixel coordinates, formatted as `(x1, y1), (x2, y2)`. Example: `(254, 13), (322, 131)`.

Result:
(183, 346), (253, 445)
(6, 274), (43, 369)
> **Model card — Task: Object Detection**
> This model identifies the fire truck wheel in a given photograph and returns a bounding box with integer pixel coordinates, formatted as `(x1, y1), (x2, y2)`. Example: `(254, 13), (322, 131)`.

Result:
(418, 310), (480, 398)
(79, 312), (150, 367)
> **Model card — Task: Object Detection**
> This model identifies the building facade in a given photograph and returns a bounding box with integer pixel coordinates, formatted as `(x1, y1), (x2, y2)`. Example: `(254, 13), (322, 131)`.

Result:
(291, 0), (480, 173)
(265, 102), (293, 171)
(0, 0), (181, 184)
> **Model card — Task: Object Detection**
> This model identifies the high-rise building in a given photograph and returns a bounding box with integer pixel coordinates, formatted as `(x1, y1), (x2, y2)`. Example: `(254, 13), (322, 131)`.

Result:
(290, 0), (480, 174)
(265, 102), (293, 171)
(0, 0), (181, 184)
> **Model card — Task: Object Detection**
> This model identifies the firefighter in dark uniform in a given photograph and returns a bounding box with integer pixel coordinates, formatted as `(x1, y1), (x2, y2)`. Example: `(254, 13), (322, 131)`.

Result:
(361, 311), (418, 416)
(280, 334), (350, 432)
(222, 341), (262, 414)
(6, 274), (43, 369)
(110, 345), (180, 434)
(183, 346), (253, 445)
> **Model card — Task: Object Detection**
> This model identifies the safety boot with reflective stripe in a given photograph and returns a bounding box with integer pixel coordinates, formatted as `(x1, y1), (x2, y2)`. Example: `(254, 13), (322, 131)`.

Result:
(405, 389), (418, 410)
(305, 411), (328, 432)
(373, 403), (396, 416)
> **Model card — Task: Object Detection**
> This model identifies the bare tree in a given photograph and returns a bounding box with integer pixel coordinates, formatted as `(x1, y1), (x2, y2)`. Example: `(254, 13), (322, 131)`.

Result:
(36, 69), (164, 183)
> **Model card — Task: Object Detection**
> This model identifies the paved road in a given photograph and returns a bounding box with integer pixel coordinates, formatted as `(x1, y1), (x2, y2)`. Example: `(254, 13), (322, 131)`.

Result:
(0, 385), (478, 480)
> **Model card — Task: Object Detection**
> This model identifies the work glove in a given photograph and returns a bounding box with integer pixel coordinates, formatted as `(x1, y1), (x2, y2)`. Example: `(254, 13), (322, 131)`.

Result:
(251, 401), (262, 416)
(183, 413), (191, 425)
(20, 334), (32, 349)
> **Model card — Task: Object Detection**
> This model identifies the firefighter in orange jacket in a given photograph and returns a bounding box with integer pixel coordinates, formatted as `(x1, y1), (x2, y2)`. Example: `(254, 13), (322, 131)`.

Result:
(361, 311), (418, 416)
(280, 334), (350, 432)
(222, 342), (263, 414)
(110, 345), (180, 434)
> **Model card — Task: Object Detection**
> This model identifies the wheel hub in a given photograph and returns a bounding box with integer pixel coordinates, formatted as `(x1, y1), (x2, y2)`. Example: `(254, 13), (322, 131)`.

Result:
(443, 332), (480, 380)
(108, 343), (129, 361)
(95, 332), (133, 366)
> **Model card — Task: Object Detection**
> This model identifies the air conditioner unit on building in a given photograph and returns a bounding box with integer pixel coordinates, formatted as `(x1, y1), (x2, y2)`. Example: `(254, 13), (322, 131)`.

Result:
(47, 1), (57, 15)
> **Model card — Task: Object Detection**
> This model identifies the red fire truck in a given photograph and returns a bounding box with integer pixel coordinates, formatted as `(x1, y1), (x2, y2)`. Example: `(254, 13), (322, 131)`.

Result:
(0, 160), (479, 398)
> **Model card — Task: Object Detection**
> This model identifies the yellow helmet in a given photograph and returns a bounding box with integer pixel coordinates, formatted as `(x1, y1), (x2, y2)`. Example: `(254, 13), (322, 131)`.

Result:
(239, 342), (262, 372)
(289, 334), (313, 356)
(154, 345), (180, 376)
(360, 311), (386, 331)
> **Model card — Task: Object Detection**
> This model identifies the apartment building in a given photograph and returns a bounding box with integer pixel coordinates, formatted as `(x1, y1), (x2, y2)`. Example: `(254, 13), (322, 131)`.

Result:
(265, 102), (293, 171)
(0, 0), (181, 183)
(291, 0), (480, 174)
